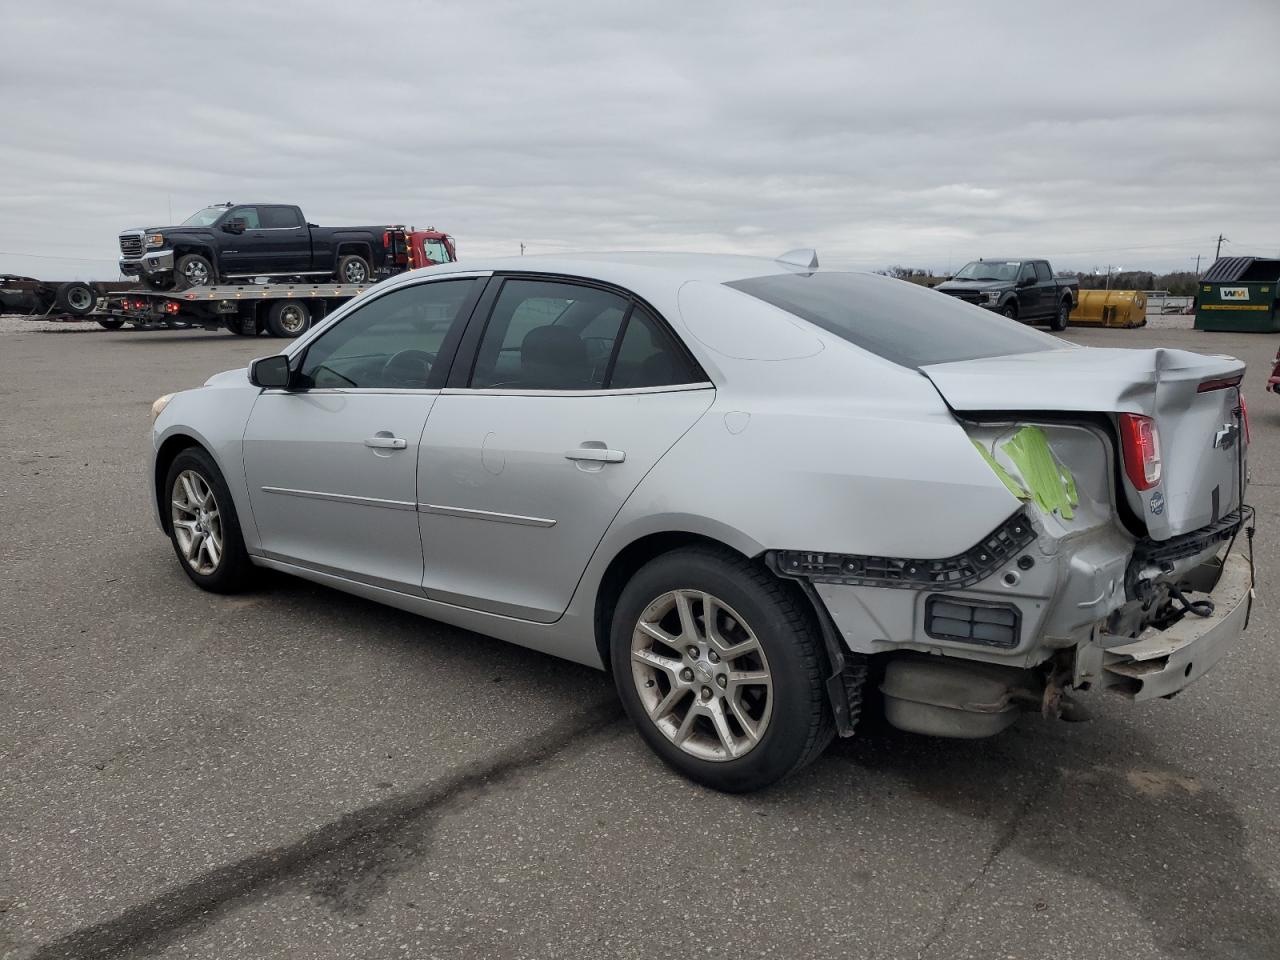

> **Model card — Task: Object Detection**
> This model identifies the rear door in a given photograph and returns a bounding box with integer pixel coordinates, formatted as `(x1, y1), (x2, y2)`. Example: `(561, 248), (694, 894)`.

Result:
(1033, 261), (1056, 318)
(1016, 262), (1045, 318)
(257, 205), (311, 273)
(416, 276), (714, 622)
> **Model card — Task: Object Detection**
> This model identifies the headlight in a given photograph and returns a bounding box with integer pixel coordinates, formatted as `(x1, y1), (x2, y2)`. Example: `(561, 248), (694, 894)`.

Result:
(151, 393), (174, 421)
(985, 291), (1001, 304)
(146, 233), (165, 247)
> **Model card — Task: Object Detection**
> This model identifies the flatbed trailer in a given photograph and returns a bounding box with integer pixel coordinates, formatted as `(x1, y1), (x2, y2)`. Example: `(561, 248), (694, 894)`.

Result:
(104, 280), (374, 337)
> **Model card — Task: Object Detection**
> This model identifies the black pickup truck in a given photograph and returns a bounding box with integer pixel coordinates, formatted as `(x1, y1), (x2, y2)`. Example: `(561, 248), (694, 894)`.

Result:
(935, 258), (1079, 330)
(119, 203), (400, 290)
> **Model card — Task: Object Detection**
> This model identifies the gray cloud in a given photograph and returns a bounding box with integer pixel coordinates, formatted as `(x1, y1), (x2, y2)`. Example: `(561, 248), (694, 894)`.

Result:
(2, 0), (1278, 280)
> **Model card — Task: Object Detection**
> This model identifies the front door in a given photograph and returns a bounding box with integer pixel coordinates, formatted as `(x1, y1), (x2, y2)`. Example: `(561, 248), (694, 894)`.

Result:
(417, 277), (714, 622)
(242, 276), (484, 590)
(218, 206), (274, 276)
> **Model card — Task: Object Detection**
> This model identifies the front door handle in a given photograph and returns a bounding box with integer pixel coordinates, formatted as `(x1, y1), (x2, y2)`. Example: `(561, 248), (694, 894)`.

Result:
(565, 447), (625, 464)
(364, 436), (407, 450)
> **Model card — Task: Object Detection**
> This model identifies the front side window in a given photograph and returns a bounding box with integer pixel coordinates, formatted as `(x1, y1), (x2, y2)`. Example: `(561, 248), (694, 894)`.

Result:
(261, 206), (302, 229)
(230, 206), (261, 229)
(726, 271), (1058, 370)
(299, 278), (478, 389)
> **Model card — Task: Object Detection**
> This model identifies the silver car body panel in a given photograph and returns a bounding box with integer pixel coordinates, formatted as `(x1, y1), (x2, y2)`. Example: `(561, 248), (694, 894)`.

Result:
(150, 254), (1251, 688)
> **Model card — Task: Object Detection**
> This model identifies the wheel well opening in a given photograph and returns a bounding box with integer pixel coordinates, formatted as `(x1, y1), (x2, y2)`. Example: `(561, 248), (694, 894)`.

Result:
(592, 531), (748, 672)
(154, 435), (205, 531)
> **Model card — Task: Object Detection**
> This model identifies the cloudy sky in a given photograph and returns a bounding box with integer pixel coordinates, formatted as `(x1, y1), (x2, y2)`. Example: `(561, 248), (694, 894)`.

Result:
(3, 0), (1278, 281)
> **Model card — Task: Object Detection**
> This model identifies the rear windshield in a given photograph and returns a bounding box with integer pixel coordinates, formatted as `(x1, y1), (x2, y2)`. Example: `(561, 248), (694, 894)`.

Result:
(726, 271), (1060, 369)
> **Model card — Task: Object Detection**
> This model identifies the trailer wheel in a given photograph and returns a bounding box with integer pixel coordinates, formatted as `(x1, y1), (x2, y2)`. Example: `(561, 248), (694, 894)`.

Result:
(174, 254), (214, 290)
(55, 281), (96, 316)
(335, 254), (371, 285)
(266, 300), (311, 338)
(226, 315), (257, 336)
(97, 318), (125, 330)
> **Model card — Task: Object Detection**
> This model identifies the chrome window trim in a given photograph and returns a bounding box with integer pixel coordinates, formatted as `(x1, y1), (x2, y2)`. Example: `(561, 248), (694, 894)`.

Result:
(283, 270), (495, 358)
(260, 486), (417, 511)
(418, 503), (557, 528)
(259, 388), (441, 396)
(439, 382), (714, 399)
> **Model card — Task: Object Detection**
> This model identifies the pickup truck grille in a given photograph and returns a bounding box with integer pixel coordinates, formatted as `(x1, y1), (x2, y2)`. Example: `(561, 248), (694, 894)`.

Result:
(119, 233), (144, 258)
(943, 290), (984, 305)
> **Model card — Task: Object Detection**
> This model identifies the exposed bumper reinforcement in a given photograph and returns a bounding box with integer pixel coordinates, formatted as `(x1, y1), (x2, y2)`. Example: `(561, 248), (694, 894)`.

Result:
(1101, 548), (1253, 701)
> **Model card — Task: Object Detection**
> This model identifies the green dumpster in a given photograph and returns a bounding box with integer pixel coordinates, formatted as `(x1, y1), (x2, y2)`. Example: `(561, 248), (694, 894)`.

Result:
(1194, 256), (1280, 332)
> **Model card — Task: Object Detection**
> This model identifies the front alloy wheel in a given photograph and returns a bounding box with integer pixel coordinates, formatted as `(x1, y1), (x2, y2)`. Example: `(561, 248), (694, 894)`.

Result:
(171, 469), (223, 575)
(164, 448), (250, 593)
(631, 589), (773, 761)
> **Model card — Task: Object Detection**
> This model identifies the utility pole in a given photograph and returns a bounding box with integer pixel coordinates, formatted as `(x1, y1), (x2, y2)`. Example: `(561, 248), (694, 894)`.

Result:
(1215, 234), (1227, 260)
(1194, 253), (1202, 277)
(520, 242), (525, 256)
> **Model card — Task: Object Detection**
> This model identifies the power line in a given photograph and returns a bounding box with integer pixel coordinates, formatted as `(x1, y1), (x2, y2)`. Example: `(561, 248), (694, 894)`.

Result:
(0, 250), (119, 264)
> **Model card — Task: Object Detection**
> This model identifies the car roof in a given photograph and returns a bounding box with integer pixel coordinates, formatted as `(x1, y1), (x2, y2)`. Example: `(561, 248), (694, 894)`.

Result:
(404, 251), (813, 289)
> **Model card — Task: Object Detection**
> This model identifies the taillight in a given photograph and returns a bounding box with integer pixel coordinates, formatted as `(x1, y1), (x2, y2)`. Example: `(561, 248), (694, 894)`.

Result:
(1119, 413), (1161, 490)
(1240, 393), (1251, 446)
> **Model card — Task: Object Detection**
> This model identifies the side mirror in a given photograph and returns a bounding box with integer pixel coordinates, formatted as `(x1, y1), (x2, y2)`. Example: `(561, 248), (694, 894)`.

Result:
(223, 218), (247, 234)
(249, 354), (292, 389)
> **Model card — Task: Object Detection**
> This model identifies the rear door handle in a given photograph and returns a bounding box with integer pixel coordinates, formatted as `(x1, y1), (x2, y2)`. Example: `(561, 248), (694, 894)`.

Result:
(364, 436), (407, 450)
(565, 447), (625, 463)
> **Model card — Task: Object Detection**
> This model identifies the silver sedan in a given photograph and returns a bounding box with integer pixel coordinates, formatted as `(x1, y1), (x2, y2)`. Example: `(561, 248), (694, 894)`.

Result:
(150, 251), (1254, 791)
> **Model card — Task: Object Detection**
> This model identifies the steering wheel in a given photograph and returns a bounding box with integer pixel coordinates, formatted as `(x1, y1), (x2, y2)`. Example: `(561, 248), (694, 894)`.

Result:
(381, 349), (435, 387)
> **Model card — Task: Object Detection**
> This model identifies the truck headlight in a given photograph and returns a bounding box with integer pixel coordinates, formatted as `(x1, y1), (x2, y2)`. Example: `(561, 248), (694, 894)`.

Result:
(146, 233), (165, 247)
(151, 393), (174, 421)
(985, 291), (1001, 304)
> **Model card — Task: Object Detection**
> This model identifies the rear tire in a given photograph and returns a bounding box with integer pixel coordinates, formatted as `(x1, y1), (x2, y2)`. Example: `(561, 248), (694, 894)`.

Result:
(335, 254), (371, 285)
(164, 447), (251, 594)
(174, 254), (215, 290)
(1050, 298), (1071, 331)
(55, 281), (96, 316)
(610, 546), (833, 792)
(266, 300), (311, 338)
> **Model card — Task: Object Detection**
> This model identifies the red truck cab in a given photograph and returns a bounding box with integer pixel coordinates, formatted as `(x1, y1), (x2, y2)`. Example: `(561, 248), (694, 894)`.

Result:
(383, 228), (456, 270)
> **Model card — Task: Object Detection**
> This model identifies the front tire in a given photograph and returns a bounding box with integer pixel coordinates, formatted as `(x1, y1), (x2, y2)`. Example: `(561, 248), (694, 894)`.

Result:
(174, 254), (215, 290)
(164, 448), (251, 593)
(1050, 298), (1071, 331)
(1000, 303), (1018, 321)
(610, 546), (833, 792)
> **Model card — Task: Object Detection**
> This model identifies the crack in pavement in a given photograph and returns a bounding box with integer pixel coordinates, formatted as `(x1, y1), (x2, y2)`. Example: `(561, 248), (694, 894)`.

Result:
(914, 774), (1053, 960)
(24, 700), (624, 960)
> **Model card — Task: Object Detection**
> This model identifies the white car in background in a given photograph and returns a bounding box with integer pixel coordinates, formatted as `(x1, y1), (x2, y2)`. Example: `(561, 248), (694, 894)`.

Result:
(149, 251), (1254, 792)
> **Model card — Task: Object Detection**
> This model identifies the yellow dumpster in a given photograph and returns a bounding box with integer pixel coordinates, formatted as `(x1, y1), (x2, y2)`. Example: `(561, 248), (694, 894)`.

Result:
(1069, 290), (1147, 328)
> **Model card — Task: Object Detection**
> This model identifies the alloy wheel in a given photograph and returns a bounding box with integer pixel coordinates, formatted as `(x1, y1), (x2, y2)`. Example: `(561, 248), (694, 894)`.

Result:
(630, 589), (773, 761)
(343, 259), (368, 283)
(170, 469), (223, 575)
(184, 260), (210, 285)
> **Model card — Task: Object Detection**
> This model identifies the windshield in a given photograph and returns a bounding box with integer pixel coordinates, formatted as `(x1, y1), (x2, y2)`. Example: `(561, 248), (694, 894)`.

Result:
(726, 271), (1059, 370)
(181, 206), (227, 227)
(953, 260), (1021, 282)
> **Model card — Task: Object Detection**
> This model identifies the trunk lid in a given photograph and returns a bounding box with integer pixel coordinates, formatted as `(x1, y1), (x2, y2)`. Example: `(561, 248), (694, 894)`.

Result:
(921, 347), (1246, 540)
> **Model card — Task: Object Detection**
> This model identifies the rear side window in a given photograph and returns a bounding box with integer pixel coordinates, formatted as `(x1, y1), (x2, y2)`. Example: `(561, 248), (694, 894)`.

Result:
(468, 278), (702, 391)
(262, 206), (302, 228)
(726, 272), (1059, 369)
(1034, 261), (1051, 282)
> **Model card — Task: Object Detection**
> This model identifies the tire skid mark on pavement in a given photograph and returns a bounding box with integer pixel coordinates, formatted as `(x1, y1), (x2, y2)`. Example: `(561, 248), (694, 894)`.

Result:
(24, 701), (624, 960)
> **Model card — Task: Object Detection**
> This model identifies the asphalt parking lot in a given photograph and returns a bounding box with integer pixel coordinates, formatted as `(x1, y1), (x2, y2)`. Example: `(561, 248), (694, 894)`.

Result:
(3, 313), (1279, 960)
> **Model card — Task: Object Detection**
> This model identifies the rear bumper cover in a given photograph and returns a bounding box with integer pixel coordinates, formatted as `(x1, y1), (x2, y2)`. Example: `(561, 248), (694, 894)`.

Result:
(1100, 548), (1253, 700)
